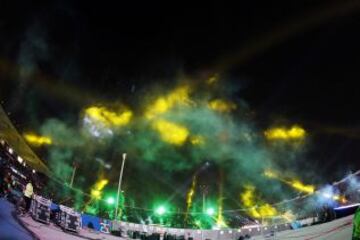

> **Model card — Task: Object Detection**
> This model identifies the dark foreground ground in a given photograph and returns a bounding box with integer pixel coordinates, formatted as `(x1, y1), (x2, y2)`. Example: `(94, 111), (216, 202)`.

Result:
(0, 198), (35, 240)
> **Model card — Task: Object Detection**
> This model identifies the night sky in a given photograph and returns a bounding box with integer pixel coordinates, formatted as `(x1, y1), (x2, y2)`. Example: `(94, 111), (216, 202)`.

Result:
(1, 0), (360, 219)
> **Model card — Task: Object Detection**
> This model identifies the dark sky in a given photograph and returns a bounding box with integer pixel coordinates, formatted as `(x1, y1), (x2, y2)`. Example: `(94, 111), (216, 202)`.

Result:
(1, 0), (360, 184)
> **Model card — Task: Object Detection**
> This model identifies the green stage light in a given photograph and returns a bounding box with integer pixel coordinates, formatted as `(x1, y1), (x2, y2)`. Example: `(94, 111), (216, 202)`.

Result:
(206, 207), (215, 216)
(106, 196), (115, 205)
(155, 205), (166, 216)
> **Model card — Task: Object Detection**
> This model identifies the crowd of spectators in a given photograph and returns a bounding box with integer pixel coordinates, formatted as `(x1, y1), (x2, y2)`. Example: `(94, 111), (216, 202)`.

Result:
(0, 139), (42, 212)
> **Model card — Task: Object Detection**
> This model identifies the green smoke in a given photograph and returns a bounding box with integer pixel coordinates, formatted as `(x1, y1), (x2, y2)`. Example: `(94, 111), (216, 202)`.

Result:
(34, 79), (313, 224)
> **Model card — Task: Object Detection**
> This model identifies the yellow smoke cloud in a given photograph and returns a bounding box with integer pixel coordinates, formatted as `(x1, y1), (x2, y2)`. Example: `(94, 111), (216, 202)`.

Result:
(208, 99), (236, 113)
(24, 133), (52, 146)
(264, 169), (314, 194)
(186, 176), (197, 216)
(190, 135), (205, 145)
(206, 74), (219, 85)
(85, 106), (132, 127)
(241, 185), (256, 207)
(216, 176), (227, 228)
(95, 179), (108, 190)
(152, 119), (189, 145)
(290, 180), (315, 194)
(258, 204), (277, 218)
(240, 185), (277, 218)
(145, 85), (191, 119)
(264, 169), (278, 179)
(90, 179), (108, 199)
(264, 125), (306, 140)
(144, 85), (203, 146)
(90, 189), (102, 199)
(216, 212), (227, 228)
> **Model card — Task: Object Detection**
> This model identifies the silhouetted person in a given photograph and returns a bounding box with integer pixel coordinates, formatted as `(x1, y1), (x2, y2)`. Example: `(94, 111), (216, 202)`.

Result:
(22, 180), (34, 214)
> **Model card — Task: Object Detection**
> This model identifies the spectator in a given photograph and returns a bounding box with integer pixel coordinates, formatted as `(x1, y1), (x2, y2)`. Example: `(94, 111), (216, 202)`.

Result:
(22, 179), (34, 214)
(0, 162), (5, 197)
(2, 172), (11, 198)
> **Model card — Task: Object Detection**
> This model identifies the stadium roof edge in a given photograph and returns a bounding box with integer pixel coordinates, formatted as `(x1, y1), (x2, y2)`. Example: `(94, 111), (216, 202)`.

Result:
(0, 105), (50, 175)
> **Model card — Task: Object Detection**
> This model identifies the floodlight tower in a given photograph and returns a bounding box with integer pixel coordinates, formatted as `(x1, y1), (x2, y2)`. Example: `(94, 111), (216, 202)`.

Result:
(199, 184), (209, 213)
(115, 153), (127, 219)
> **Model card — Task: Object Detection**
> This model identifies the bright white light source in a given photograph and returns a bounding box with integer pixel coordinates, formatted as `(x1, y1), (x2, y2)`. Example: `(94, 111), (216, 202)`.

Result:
(0, 139), (5, 145)
(8, 147), (13, 154)
(17, 156), (23, 163)
(83, 116), (113, 138)
(322, 193), (333, 199)
(32, 169), (36, 174)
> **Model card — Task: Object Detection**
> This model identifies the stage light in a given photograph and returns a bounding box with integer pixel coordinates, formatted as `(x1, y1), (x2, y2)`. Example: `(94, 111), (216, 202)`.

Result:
(206, 207), (215, 216)
(106, 196), (115, 205)
(155, 206), (166, 216)
(17, 156), (23, 163)
(323, 193), (332, 198)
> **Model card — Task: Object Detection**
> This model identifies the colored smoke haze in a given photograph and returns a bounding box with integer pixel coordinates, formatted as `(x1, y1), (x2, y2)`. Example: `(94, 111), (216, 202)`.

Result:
(28, 77), (315, 223)
(264, 125), (306, 141)
(208, 99), (236, 113)
(145, 85), (191, 120)
(152, 119), (189, 146)
(24, 133), (52, 146)
(85, 106), (132, 127)
(240, 185), (277, 218)
(264, 169), (315, 194)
